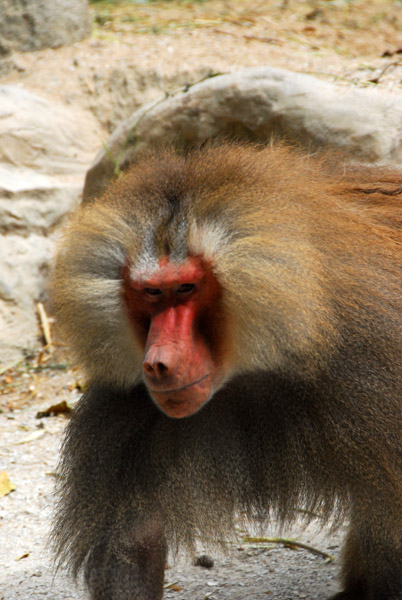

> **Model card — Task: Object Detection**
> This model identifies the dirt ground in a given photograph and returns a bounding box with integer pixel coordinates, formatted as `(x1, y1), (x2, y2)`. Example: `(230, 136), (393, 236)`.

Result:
(1, 1), (401, 598)
(2, 0), (402, 132)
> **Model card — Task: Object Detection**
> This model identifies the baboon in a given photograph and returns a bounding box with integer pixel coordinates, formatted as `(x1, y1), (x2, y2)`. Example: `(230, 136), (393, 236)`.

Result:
(52, 143), (402, 600)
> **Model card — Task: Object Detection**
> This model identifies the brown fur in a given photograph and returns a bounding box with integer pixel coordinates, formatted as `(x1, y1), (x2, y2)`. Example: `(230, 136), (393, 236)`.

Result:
(52, 143), (402, 599)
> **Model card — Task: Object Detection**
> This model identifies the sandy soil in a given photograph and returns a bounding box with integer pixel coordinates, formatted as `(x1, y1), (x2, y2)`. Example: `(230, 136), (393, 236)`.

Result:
(1, 1), (401, 598)
(2, 0), (401, 133)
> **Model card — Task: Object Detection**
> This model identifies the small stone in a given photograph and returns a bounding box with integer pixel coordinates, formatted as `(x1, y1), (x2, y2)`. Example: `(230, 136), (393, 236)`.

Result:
(193, 554), (214, 569)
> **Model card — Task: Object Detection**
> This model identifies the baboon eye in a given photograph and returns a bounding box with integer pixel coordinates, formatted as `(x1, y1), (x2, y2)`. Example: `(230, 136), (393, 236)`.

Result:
(177, 283), (195, 294)
(145, 288), (163, 296)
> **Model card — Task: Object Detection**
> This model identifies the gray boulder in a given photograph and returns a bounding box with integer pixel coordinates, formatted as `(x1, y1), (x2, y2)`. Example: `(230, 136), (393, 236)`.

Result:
(0, 0), (91, 56)
(0, 86), (100, 365)
(84, 66), (402, 200)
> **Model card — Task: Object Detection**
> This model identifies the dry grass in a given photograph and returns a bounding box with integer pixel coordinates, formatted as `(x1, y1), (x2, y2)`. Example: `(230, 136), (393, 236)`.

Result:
(90, 0), (402, 59)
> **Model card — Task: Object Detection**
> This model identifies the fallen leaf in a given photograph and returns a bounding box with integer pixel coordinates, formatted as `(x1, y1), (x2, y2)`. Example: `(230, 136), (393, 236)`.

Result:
(16, 429), (46, 444)
(303, 25), (316, 32)
(0, 471), (16, 497)
(164, 581), (182, 591)
(36, 400), (72, 418)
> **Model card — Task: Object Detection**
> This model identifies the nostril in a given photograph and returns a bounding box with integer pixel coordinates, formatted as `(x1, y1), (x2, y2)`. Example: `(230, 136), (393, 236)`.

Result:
(155, 362), (168, 377)
(143, 361), (169, 380)
(143, 362), (155, 376)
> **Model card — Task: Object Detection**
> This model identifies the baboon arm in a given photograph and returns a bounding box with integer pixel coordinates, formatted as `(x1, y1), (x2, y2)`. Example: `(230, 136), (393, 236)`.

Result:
(84, 520), (166, 600)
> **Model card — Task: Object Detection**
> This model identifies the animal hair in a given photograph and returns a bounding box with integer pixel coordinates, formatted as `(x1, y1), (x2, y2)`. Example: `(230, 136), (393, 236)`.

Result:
(52, 143), (402, 597)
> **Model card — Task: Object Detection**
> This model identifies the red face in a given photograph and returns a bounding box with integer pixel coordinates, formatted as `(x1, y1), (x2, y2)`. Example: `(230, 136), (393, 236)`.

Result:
(121, 256), (224, 418)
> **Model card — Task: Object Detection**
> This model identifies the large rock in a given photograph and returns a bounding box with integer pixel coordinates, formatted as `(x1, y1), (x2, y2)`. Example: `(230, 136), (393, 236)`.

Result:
(0, 86), (101, 366)
(0, 234), (54, 365)
(0, 86), (100, 233)
(0, 0), (91, 56)
(84, 66), (402, 200)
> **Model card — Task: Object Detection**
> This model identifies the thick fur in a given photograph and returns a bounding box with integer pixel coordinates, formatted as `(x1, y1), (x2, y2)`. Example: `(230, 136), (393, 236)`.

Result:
(52, 144), (402, 599)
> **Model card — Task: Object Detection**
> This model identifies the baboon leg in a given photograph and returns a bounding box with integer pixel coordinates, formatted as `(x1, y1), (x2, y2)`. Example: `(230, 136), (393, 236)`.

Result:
(331, 519), (402, 600)
(84, 520), (166, 600)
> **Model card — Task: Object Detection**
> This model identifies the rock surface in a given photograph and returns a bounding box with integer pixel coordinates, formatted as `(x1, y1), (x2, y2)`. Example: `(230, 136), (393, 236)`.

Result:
(0, 85), (101, 365)
(84, 66), (402, 199)
(0, 0), (91, 56)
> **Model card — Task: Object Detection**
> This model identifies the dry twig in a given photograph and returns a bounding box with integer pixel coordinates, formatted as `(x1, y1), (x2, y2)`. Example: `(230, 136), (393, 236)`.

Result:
(369, 61), (402, 84)
(37, 302), (53, 348)
(213, 28), (282, 45)
(242, 536), (335, 561)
